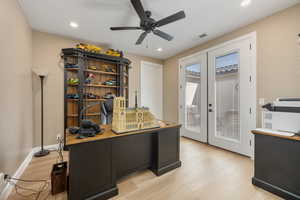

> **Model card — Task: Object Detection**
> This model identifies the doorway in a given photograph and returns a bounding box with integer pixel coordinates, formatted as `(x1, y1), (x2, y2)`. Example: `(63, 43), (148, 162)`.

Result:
(179, 33), (256, 156)
(141, 61), (163, 120)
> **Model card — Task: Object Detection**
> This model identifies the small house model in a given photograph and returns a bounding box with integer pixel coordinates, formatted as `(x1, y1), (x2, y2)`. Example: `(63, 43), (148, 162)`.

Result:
(112, 97), (160, 133)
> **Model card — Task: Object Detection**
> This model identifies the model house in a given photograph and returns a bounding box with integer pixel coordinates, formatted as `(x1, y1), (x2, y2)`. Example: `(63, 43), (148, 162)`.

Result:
(1, 0), (300, 199)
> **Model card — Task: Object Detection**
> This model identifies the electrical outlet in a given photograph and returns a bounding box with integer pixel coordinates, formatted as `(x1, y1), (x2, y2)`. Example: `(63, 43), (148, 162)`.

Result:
(0, 173), (6, 194)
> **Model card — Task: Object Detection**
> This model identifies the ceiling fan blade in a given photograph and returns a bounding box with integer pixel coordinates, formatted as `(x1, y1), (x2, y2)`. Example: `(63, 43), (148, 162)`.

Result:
(130, 0), (147, 21)
(153, 29), (174, 41)
(110, 27), (141, 31)
(136, 32), (148, 45)
(155, 11), (186, 27)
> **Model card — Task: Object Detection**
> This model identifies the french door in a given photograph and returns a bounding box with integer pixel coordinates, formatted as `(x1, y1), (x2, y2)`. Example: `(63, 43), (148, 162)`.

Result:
(179, 53), (207, 142)
(208, 38), (255, 156)
(179, 34), (256, 156)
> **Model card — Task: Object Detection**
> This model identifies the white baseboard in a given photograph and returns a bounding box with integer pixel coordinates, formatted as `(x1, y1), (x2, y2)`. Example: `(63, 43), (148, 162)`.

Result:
(32, 144), (59, 153)
(0, 144), (58, 200)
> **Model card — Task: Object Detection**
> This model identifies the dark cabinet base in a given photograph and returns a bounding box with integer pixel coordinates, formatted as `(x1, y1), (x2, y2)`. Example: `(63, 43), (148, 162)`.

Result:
(252, 178), (300, 200)
(68, 126), (181, 200)
(252, 134), (300, 200)
(86, 187), (118, 200)
(151, 161), (182, 176)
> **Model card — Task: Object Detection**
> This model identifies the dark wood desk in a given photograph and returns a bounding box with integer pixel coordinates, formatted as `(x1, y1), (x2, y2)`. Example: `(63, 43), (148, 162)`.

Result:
(252, 130), (300, 200)
(66, 122), (182, 200)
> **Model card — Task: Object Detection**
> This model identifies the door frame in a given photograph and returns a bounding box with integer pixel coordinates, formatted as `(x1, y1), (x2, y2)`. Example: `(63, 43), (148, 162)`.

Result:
(178, 53), (208, 142)
(178, 32), (257, 157)
(140, 61), (164, 120)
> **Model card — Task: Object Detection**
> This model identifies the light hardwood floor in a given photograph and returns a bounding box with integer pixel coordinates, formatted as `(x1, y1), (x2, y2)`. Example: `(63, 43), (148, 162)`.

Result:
(8, 137), (282, 200)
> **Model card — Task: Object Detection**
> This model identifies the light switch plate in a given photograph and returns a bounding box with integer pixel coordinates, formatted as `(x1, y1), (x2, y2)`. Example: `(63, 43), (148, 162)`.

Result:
(259, 98), (265, 105)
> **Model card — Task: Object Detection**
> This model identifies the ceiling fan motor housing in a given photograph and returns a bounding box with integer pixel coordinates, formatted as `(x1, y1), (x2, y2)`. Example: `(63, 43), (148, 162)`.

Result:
(140, 12), (156, 32)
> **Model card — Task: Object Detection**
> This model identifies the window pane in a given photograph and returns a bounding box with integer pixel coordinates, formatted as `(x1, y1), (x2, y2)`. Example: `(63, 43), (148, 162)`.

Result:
(185, 64), (201, 133)
(215, 52), (240, 141)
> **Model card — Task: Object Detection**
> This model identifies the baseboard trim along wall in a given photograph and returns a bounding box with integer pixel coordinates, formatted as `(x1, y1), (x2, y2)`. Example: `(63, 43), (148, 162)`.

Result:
(0, 144), (58, 200)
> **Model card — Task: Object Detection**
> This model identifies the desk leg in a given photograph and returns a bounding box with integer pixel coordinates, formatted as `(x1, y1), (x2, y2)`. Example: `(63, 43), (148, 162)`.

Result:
(151, 127), (182, 176)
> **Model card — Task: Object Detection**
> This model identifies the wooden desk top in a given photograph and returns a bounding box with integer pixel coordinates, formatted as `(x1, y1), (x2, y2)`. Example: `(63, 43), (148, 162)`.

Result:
(252, 130), (300, 142)
(66, 121), (181, 146)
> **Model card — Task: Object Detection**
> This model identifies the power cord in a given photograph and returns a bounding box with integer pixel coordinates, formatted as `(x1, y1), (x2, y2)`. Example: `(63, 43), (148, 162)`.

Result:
(3, 135), (66, 200)
(4, 175), (50, 200)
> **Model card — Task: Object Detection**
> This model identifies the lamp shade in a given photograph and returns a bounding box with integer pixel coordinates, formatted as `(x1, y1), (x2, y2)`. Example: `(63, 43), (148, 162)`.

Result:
(32, 68), (49, 77)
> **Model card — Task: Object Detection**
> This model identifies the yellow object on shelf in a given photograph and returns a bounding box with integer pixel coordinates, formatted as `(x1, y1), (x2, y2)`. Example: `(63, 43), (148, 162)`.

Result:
(88, 66), (97, 70)
(105, 49), (121, 57)
(76, 43), (102, 53)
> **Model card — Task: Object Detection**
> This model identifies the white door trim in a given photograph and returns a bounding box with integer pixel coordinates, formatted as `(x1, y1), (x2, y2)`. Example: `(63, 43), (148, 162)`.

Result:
(178, 32), (256, 157)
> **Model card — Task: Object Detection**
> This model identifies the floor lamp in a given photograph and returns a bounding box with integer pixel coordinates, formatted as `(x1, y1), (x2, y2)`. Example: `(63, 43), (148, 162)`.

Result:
(33, 68), (50, 157)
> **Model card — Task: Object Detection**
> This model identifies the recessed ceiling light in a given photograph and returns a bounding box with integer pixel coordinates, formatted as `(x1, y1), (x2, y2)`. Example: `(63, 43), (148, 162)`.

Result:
(70, 22), (79, 28)
(157, 48), (163, 52)
(241, 0), (252, 7)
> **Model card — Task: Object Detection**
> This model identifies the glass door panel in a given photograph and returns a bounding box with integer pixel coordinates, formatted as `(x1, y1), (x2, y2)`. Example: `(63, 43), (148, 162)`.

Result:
(215, 52), (240, 142)
(179, 53), (207, 143)
(185, 64), (201, 133)
(208, 38), (254, 156)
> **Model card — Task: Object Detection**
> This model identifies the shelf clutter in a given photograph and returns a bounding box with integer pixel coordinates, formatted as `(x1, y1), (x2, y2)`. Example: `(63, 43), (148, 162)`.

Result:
(62, 44), (131, 141)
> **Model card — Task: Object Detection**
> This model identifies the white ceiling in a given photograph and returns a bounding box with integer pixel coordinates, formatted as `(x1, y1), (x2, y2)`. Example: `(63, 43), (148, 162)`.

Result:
(19, 0), (299, 59)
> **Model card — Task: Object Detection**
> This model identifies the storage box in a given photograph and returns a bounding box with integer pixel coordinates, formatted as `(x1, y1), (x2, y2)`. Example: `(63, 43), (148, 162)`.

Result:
(51, 162), (68, 195)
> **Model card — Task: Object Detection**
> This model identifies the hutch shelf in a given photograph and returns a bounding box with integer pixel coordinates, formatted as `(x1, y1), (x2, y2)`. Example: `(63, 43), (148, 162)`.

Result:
(61, 48), (131, 145)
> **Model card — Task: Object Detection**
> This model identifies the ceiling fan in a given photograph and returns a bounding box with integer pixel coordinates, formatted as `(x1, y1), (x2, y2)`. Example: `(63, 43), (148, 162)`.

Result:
(110, 0), (186, 45)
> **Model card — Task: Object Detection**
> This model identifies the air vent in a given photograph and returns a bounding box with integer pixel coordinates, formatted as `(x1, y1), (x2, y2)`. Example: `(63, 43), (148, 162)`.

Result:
(199, 33), (208, 38)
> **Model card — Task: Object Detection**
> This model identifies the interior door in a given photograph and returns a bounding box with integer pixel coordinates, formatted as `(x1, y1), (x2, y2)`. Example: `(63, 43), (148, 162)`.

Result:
(208, 38), (255, 156)
(179, 53), (207, 142)
(141, 61), (163, 120)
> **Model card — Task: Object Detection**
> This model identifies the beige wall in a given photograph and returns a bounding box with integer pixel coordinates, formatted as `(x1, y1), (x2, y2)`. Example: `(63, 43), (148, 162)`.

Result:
(0, 0), (33, 175)
(163, 4), (300, 125)
(32, 31), (163, 146)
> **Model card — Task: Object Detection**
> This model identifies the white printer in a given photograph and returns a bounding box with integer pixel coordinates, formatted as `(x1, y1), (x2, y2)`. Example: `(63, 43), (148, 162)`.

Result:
(262, 98), (300, 134)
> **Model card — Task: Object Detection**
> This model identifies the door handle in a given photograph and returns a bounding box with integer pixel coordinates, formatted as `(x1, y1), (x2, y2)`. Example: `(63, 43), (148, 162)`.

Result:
(209, 109), (213, 112)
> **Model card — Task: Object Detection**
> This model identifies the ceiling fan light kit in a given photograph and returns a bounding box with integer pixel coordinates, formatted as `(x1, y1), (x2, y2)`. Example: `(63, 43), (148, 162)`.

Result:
(110, 0), (186, 45)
